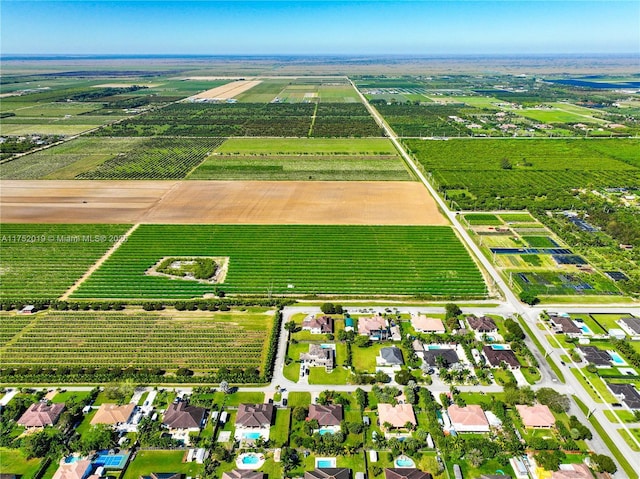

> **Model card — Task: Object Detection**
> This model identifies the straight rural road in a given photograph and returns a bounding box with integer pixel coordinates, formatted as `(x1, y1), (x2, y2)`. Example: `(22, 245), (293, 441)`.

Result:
(352, 80), (640, 477)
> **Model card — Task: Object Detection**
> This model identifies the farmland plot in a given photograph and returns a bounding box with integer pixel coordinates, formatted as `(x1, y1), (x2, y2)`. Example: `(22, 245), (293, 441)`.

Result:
(0, 224), (129, 300)
(0, 310), (275, 373)
(73, 224), (487, 298)
(406, 138), (640, 210)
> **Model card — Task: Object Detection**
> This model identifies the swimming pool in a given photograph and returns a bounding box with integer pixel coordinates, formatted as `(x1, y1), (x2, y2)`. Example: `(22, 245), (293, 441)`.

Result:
(608, 351), (626, 365)
(316, 457), (337, 468)
(491, 344), (508, 350)
(394, 455), (416, 468)
(428, 345), (442, 350)
(243, 432), (262, 440)
(318, 427), (336, 435)
(580, 324), (592, 334)
(242, 454), (260, 465)
(64, 455), (81, 464)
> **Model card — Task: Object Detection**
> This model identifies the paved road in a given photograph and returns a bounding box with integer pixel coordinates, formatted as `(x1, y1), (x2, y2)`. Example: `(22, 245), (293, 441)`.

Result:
(352, 81), (640, 477)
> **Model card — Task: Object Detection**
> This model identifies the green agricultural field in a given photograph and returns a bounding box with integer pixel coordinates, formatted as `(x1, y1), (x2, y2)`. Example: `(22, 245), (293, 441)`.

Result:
(516, 107), (606, 124)
(76, 137), (225, 179)
(0, 224), (130, 300)
(499, 213), (535, 223)
(0, 309), (275, 373)
(405, 138), (640, 210)
(190, 135), (409, 181)
(464, 214), (502, 226)
(216, 137), (397, 155)
(522, 236), (558, 248)
(73, 224), (487, 298)
(188, 154), (411, 181)
(374, 103), (473, 137)
(1, 137), (145, 179)
(234, 79), (291, 102)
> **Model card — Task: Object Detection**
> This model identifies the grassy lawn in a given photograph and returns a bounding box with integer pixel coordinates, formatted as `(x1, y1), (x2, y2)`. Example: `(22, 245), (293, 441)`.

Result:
(521, 366), (541, 384)
(216, 137), (398, 155)
(52, 389), (91, 404)
(259, 456), (284, 478)
(518, 316), (565, 383)
(493, 369), (515, 386)
(308, 366), (352, 385)
(352, 342), (386, 372)
(571, 370), (603, 403)
(580, 368), (618, 402)
(337, 452), (367, 474)
(604, 409), (638, 423)
(590, 313), (632, 332)
(447, 457), (515, 479)
(122, 450), (202, 478)
(618, 429), (640, 452)
(213, 391), (265, 407)
(75, 409), (98, 436)
(271, 408), (291, 447)
(92, 389), (119, 406)
(0, 447), (42, 475)
(287, 392), (311, 407)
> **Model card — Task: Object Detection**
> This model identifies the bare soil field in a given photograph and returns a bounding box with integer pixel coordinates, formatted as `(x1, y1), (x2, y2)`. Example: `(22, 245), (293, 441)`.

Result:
(0, 180), (447, 225)
(188, 80), (262, 100)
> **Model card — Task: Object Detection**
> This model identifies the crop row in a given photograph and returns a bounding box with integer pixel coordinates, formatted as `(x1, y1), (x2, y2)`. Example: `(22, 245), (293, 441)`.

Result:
(374, 103), (478, 137)
(0, 311), (273, 371)
(73, 224), (486, 298)
(94, 102), (382, 138)
(0, 224), (130, 300)
(76, 137), (225, 179)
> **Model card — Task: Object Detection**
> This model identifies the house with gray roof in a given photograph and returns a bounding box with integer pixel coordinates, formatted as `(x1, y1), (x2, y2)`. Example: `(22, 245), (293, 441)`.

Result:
(378, 347), (404, 366)
(607, 383), (640, 410)
(423, 348), (459, 368)
(578, 346), (612, 367)
(305, 469), (351, 479)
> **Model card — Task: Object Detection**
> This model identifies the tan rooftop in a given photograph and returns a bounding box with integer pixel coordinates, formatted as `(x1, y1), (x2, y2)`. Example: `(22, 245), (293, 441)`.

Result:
(91, 403), (135, 425)
(411, 315), (445, 332)
(516, 404), (556, 428)
(378, 403), (416, 429)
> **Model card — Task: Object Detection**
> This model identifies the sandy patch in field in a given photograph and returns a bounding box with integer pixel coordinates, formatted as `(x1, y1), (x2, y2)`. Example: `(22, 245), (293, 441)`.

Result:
(0, 180), (447, 225)
(189, 80), (262, 100)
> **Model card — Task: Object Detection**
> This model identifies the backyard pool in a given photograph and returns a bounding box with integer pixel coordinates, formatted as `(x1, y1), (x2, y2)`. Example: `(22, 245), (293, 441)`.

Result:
(243, 432), (262, 440)
(580, 324), (593, 335)
(316, 457), (337, 468)
(394, 455), (416, 468)
(64, 455), (81, 464)
(318, 427), (336, 435)
(608, 351), (626, 365)
(236, 452), (265, 469)
(491, 344), (508, 350)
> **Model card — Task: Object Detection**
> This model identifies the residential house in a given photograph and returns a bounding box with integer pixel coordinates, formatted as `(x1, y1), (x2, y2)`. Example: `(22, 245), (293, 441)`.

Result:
(378, 403), (416, 430)
(551, 464), (593, 479)
(308, 404), (343, 426)
(385, 469), (433, 479)
(305, 469), (350, 479)
(300, 344), (334, 371)
(163, 400), (206, 432)
(222, 472), (265, 479)
(549, 316), (582, 336)
(482, 345), (521, 369)
(52, 460), (97, 479)
(423, 348), (459, 368)
(447, 405), (490, 433)
(467, 316), (497, 334)
(358, 315), (389, 340)
(607, 383), (640, 410)
(618, 317), (640, 340)
(235, 403), (275, 441)
(577, 346), (612, 367)
(302, 315), (334, 335)
(411, 315), (445, 334)
(516, 404), (556, 428)
(17, 402), (65, 428)
(411, 339), (425, 358)
(91, 403), (135, 426)
(141, 474), (184, 479)
(378, 347), (404, 366)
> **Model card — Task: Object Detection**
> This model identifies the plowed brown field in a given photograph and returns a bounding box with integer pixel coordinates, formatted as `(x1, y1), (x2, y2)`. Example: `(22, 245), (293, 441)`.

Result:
(0, 180), (448, 225)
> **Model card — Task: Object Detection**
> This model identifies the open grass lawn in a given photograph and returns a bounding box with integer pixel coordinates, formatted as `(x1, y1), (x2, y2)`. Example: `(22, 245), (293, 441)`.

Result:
(287, 392), (311, 407)
(75, 409), (98, 436)
(352, 342), (387, 372)
(521, 367), (541, 384)
(284, 360), (301, 382)
(271, 408), (291, 447)
(122, 450), (202, 479)
(448, 457), (515, 479)
(0, 447), (42, 475)
(308, 365), (352, 385)
(618, 428), (640, 452)
(213, 391), (265, 407)
(52, 389), (91, 404)
(589, 313), (633, 332)
(492, 369), (516, 386)
(571, 369), (614, 403)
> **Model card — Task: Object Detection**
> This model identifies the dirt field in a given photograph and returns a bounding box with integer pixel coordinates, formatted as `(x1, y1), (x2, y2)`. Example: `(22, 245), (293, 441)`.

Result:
(0, 180), (448, 225)
(189, 80), (262, 100)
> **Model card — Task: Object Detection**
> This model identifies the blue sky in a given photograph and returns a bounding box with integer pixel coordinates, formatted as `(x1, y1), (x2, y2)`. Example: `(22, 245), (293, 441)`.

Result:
(1, 1), (638, 55)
